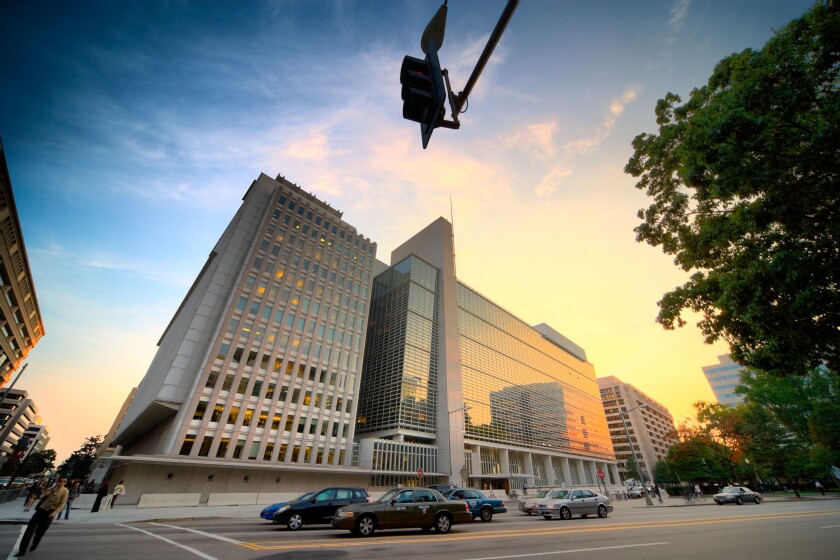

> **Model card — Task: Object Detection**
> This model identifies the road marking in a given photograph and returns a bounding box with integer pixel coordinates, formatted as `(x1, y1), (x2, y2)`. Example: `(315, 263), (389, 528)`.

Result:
(5, 526), (25, 560)
(149, 522), (243, 545)
(820, 524), (840, 529)
(116, 523), (219, 560)
(243, 510), (840, 551)
(461, 542), (669, 560)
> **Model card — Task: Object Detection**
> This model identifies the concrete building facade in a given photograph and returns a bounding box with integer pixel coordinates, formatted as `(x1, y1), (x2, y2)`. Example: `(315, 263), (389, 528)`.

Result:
(597, 376), (678, 485)
(108, 174), (377, 504)
(0, 138), (44, 387)
(0, 388), (39, 463)
(702, 354), (747, 407)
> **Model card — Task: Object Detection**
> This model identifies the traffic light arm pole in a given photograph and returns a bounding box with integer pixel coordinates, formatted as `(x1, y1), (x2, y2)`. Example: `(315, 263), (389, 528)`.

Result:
(450, 0), (519, 118)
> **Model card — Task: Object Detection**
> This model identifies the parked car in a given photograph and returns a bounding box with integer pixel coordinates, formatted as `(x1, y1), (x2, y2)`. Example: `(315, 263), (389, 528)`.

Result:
(627, 486), (645, 498)
(713, 486), (762, 505)
(332, 487), (473, 537)
(519, 489), (552, 515)
(440, 487), (507, 521)
(260, 491), (316, 521)
(273, 487), (371, 530)
(535, 488), (613, 520)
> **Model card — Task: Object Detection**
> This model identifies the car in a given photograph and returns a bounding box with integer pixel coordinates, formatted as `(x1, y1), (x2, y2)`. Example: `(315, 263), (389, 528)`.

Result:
(535, 488), (613, 520)
(627, 486), (645, 498)
(260, 491), (316, 521)
(440, 487), (507, 521)
(273, 487), (371, 530)
(425, 483), (457, 493)
(519, 489), (552, 515)
(713, 486), (762, 505)
(332, 487), (474, 537)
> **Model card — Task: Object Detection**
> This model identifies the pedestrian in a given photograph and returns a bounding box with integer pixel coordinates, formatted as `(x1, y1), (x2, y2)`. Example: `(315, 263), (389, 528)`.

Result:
(63, 480), (81, 519)
(655, 485), (663, 504)
(91, 480), (109, 512)
(15, 477), (69, 557)
(106, 480), (126, 509)
(23, 480), (45, 512)
(523, 482), (528, 496)
(694, 483), (702, 499)
(815, 481), (826, 496)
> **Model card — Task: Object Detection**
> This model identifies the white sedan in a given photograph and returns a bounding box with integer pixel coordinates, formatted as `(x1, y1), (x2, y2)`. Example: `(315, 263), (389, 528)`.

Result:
(535, 489), (613, 520)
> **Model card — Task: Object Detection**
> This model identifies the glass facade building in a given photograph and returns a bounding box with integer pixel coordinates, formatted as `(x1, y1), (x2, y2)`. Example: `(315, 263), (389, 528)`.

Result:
(355, 218), (619, 492)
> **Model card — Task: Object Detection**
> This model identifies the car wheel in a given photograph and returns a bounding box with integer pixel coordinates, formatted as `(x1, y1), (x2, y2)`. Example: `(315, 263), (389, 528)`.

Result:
(526, 511), (532, 515)
(286, 513), (304, 530)
(559, 507), (572, 520)
(754, 496), (761, 504)
(480, 507), (493, 522)
(353, 514), (376, 537)
(736, 497), (743, 505)
(597, 504), (608, 518)
(434, 512), (452, 534)
(543, 515), (553, 520)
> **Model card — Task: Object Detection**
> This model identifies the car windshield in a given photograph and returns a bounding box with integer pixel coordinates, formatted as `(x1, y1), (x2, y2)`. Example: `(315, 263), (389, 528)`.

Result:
(293, 491), (316, 502)
(532, 490), (549, 498)
(722, 487), (741, 494)
(549, 490), (570, 499)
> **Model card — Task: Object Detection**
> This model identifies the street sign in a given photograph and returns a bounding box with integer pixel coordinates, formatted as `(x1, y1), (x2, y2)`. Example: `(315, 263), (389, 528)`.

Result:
(597, 470), (605, 479)
(417, 468), (424, 479)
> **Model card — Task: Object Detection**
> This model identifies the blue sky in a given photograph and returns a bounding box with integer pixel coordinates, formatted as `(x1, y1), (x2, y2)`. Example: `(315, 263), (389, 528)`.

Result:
(0, 0), (814, 461)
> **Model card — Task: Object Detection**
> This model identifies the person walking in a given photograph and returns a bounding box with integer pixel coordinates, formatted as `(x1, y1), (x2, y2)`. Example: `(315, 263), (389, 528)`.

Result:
(15, 477), (69, 557)
(23, 480), (45, 512)
(90, 480), (109, 512)
(105, 480), (125, 510)
(63, 480), (81, 519)
(815, 481), (826, 495)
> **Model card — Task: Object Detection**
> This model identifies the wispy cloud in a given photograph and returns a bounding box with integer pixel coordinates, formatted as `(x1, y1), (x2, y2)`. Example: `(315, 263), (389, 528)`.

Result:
(669, 0), (692, 32)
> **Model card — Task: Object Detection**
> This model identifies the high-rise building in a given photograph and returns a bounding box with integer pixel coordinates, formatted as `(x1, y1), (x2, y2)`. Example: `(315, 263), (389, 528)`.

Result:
(702, 354), (746, 407)
(355, 218), (618, 492)
(0, 137), (45, 387)
(21, 423), (49, 454)
(597, 376), (678, 484)
(109, 174), (377, 500)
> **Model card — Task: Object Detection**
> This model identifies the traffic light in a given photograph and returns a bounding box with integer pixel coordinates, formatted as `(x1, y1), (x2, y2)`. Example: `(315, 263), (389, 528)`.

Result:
(400, 48), (446, 149)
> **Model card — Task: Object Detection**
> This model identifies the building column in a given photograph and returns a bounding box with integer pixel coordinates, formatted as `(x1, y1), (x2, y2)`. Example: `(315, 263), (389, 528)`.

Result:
(610, 463), (621, 486)
(576, 459), (587, 485)
(588, 461), (599, 486)
(560, 457), (572, 486)
(524, 452), (534, 486)
(543, 456), (555, 486)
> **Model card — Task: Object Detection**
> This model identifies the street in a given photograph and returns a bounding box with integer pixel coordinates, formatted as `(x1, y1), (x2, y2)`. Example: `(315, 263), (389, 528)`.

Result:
(1, 499), (838, 560)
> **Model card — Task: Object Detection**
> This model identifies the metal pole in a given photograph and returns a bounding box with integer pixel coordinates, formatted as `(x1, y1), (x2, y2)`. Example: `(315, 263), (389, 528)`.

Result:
(452, 0), (519, 113)
(619, 405), (654, 506)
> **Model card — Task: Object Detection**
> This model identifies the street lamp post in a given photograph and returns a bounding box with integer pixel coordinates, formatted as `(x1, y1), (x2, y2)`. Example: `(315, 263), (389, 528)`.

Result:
(618, 403), (654, 506)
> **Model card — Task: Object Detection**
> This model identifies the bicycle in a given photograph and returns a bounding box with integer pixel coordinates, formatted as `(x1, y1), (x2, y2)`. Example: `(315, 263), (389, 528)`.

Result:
(508, 489), (518, 500)
(682, 491), (698, 504)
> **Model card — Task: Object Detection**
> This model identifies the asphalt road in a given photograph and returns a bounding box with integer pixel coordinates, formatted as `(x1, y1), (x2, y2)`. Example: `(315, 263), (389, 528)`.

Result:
(2, 499), (838, 560)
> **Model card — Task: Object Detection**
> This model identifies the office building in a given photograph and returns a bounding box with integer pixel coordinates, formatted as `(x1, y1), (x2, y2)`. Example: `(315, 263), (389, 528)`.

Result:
(0, 388), (39, 465)
(355, 218), (618, 493)
(597, 376), (678, 484)
(0, 137), (45, 387)
(702, 354), (747, 407)
(108, 173), (377, 502)
(21, 423), (49, 454)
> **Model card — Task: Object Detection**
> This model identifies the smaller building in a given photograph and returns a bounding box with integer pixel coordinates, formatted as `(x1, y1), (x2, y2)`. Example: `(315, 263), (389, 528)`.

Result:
(597, 376), (678, 484)
(0, 388), (40, 464)
(701, 354), (746, 407)
(21, 423), (49, 454)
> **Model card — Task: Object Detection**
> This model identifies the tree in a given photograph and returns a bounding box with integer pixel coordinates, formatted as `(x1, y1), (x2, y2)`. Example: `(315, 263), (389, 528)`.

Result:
(57, 435), (102, 480)
(624, 4), (840, 377)
(18, 449), (56, 477)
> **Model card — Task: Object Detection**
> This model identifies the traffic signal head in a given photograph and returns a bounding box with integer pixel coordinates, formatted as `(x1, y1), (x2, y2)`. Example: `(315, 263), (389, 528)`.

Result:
(400, 48), (446, 148)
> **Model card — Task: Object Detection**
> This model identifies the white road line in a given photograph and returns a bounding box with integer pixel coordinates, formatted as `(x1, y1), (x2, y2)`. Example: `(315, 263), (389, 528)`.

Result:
(116, 523), (220, 560)
(5, 526), (25, 560)
(149, 522), (243, 545)
(820, 524), (840, 529)
(462, 542), (669, 560)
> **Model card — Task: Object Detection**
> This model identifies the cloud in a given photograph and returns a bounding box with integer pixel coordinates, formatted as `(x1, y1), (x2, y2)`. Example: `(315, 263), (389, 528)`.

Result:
(533, 166), (573, 197)
(669, 0), (692, 32)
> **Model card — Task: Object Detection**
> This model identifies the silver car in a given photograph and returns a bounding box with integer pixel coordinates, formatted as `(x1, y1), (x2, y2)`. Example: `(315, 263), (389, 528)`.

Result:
(713, 486), (762, 505)
(518, 489), (552, 515)
(535, 488), (613, 520)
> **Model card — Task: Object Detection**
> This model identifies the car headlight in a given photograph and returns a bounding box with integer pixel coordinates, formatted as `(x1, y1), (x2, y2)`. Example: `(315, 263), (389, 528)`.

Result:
(336, 510), (355, 518)
(277, 505), (291, 514)
(546, 504), (557, 509)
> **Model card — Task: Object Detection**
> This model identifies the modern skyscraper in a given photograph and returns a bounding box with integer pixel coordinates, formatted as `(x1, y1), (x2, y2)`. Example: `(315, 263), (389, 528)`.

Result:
(0, 388), (39, 466)
(355, 218), (618, 492)
(701, 354), (747, 407)
(109, 174), (377, 500)
(0, 137), (44, 387)
(597, 376), (678, 484)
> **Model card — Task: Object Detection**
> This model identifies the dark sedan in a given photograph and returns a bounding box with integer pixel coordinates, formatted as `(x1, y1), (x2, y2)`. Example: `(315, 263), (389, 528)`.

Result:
(332, 487), (473, 537)
(274, 487), (370, 530)
(713, 486), (762, 505)
(440, 487), (507, 521)
(260, 491), (315, 521)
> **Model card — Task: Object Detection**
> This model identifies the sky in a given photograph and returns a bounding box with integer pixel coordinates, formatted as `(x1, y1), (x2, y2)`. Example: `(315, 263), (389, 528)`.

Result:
(0, 0), (815, 463)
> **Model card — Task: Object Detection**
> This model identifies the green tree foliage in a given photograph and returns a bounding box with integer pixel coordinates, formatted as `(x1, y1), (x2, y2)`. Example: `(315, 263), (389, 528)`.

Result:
(625, 4), (840, 377)
(0, 449), (56, 477)
(57, 435), (102, 481)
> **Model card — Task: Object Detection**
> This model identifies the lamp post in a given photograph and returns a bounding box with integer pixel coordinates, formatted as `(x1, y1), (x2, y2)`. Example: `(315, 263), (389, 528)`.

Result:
(618, 403), (653, 506)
